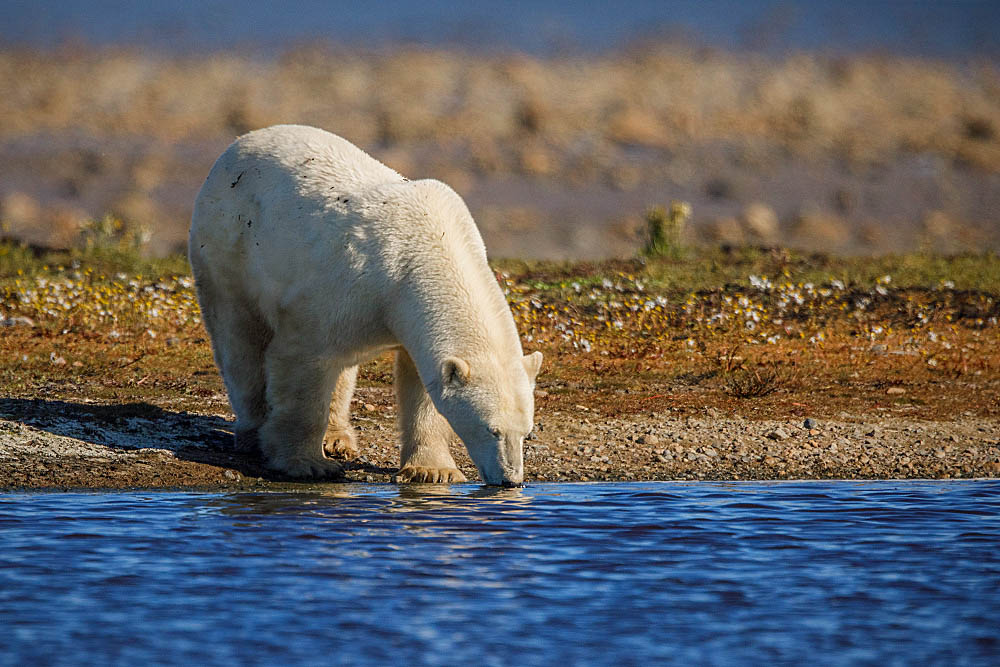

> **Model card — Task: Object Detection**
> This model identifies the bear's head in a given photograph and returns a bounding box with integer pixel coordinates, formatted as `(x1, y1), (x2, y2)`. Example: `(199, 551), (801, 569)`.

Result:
(434, 351), (542, 486)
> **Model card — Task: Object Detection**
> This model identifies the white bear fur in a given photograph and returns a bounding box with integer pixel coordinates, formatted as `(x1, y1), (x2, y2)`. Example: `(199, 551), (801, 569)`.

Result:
(189, 125), (541, 485)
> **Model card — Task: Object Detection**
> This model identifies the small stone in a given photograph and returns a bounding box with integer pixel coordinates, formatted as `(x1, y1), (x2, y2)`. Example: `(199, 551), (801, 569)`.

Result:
(828, 443), (838, 453)
(703, 447), (718, 458)
(803, 418), (817, 429)
(576, 404), (589, 411)
(870, 344), (888, 356)
(886, 387), (906, 395)
(934, 449), (946, 459)
(223, 469), (238, 481)
(766, 428), (789, 441)
(637, 434), (660, 446)
(1, 315), (35, 327)
(363, 403), (376, 412)
(655, 453), (672, 463)
(166, 336), (181, 347)
(534, 389), (549, 398)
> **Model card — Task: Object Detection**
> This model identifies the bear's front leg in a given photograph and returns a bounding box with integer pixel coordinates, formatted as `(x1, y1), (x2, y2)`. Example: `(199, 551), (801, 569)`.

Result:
(258, 351), (344, 480)
(392, 349), (467, 483)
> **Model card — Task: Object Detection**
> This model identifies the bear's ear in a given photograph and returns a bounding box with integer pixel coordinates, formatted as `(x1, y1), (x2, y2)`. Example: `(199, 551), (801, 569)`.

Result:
(522, 351), (543, 382)
(442, 357), (471, 387)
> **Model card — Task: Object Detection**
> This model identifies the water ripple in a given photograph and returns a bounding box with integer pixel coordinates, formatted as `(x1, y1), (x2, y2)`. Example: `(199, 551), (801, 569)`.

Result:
(1, 481), (998, 666)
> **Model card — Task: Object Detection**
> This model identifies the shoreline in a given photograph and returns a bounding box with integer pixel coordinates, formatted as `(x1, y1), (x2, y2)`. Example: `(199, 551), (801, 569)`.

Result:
(3, 394), (997, 491)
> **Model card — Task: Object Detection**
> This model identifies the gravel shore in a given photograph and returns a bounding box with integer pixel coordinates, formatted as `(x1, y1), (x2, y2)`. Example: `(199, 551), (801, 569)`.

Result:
(2, 387), (997, 490)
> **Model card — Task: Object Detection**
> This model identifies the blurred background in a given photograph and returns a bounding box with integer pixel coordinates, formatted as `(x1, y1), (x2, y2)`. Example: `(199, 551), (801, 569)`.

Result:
(0, 0), (998, 258)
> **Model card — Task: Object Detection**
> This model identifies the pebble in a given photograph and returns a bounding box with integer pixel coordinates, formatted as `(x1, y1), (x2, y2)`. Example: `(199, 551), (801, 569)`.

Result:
(803, 418), (817, 429)
(637, 434), (659, 445)
(1, 315), (35, 327)
(886, 387), (906, 395)
(766, 428), (789, 441)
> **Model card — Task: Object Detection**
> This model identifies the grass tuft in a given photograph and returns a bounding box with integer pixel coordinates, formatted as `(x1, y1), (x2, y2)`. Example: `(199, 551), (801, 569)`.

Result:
(643, 202), (691, 260)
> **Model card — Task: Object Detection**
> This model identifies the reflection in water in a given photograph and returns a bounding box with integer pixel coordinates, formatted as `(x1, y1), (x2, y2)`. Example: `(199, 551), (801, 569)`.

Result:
(215, 483), (532, 518)
(2, 482), (999, 665)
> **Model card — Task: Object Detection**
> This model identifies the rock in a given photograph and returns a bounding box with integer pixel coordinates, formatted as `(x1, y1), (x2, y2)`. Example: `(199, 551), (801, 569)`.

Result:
(703, 447), (718, 458)
(704, 216), (745, 245)
(886, 387), (906, 395)
(363, 403), (376, 412)
(791, 209), (851, 247)
(637, 434), (660, 445)
(766, 428), (789, 441)
(870, 344), (888, 356)
(1, 316), (35, 327)
(803, 418), (817, 429)
(741, 202), (779, 241)
(0, 191), (41, 230)
(534, 389), (549, 398)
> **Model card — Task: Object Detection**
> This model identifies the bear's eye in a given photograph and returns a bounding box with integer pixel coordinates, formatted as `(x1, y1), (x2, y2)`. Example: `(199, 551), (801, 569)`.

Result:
(489, 428), (502, 439)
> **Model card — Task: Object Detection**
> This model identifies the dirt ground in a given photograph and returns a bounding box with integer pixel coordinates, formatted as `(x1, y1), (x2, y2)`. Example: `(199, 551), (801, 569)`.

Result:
(3, 381), (998, 491)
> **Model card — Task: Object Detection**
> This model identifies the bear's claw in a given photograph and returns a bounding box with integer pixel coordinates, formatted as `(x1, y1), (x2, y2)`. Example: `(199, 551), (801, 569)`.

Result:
(323, 430), (359, 460)
(393, 466), (468, 484)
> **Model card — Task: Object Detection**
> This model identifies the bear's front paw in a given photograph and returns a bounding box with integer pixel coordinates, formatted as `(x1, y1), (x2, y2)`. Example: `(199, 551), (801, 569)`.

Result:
(323, 428), (359, 460)
(267, 454), (344, 480)
(392, 466), (468, 484)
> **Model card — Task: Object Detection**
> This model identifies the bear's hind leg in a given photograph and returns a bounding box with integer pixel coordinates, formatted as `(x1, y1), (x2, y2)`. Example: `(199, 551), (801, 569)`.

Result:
(392, 349), (467, 483)
(323, 365), (360, 460)
(258, 347), (343, 479)
(194, 274), (270, 453)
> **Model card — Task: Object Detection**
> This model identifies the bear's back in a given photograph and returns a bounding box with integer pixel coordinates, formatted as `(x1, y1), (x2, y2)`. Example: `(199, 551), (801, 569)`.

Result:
(222, 124), (403, 199)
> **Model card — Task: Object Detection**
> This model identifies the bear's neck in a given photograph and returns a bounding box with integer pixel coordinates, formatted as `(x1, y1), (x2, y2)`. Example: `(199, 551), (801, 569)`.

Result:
(389, 254), (521, 388)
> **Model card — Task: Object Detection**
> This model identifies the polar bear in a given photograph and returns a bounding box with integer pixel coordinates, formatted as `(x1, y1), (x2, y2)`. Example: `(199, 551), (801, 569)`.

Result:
(189, 125), (541, 486)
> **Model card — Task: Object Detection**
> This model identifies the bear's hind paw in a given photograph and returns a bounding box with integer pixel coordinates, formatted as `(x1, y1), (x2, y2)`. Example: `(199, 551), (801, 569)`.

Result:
(392, 466), (468, 484)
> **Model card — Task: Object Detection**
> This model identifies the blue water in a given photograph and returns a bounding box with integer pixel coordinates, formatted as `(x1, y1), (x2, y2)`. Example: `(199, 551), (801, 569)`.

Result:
(1, 0), (997, 58)
(1, 482), (998, 666)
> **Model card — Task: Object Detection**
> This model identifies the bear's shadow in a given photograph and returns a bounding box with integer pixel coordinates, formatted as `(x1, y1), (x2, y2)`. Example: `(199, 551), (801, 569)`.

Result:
(0, 398), (395, 481)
